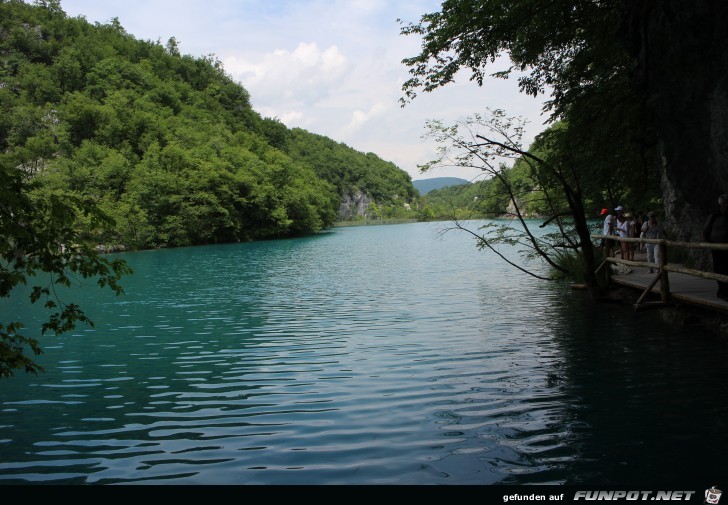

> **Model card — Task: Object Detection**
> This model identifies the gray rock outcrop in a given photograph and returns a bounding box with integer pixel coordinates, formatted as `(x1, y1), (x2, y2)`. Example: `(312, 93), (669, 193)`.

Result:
(338, 191), (373, 221)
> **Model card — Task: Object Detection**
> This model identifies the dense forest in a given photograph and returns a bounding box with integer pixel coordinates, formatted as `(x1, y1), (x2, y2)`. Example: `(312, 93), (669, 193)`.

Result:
(0, 0), (417, 250)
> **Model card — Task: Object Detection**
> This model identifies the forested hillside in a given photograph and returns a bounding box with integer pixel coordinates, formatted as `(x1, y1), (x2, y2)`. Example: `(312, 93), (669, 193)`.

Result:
(0, 0), (415, 249)
(416, 158), (539, 221)
(286, 128), (416, 220)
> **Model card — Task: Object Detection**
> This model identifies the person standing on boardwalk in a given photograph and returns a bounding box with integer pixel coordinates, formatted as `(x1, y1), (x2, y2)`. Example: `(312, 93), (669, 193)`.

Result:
(600, 208), (615, 257)
(615, 206), (630, 260)
(701, 195), (728, 300)
(641, 211), (660, 273)
(624, 211), (636, 260)
(634, 211), (644, 252)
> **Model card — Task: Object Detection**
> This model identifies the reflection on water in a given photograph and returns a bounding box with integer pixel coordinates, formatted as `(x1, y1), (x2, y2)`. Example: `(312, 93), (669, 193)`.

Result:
(1, 222), (727, 485)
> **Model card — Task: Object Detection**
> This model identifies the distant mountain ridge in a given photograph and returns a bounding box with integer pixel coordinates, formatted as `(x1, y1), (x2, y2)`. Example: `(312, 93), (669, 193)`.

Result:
(413, 177), (470, 195)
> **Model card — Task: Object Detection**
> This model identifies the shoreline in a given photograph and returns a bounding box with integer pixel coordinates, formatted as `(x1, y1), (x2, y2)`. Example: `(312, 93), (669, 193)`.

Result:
(332, 218), (419, 227)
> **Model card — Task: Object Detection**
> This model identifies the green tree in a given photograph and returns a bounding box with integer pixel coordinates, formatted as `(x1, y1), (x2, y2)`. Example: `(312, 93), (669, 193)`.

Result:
(421, 111), (573, 280)
(399, 0), (628, 117)
(401, 0), (662, 289)
(1, 163), (131, 378)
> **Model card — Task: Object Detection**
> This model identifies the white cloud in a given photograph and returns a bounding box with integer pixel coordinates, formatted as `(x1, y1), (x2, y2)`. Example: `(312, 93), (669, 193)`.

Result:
(346, 102), (389, 131)
(278, 110), (304, 125)
(255, 106), (305, 125)
(224, 42), (349, 109)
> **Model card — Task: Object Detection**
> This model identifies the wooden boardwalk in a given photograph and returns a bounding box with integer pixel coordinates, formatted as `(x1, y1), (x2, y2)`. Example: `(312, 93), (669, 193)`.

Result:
(610, 257), (728, 312)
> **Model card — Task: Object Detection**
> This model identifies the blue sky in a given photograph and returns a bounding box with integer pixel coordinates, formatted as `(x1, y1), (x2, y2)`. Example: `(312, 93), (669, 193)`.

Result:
(59, 0), (548, 181)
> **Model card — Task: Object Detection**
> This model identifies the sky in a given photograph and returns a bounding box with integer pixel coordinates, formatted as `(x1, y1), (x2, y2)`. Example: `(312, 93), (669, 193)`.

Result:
(58, 0), (550, 182)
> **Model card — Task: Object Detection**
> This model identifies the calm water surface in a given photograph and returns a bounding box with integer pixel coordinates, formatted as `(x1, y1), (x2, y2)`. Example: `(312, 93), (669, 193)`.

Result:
(1, 222), (727, 485)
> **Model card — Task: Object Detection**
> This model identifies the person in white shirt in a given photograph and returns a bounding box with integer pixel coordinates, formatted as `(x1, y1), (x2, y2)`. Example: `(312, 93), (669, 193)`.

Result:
(600, 209), (615, 257)
(616, 213), (631, 259)
(641, 211), (660, 273)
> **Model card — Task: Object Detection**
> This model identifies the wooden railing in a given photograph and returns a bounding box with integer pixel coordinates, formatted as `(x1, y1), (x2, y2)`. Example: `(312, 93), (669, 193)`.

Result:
(591, 234), (728, 308)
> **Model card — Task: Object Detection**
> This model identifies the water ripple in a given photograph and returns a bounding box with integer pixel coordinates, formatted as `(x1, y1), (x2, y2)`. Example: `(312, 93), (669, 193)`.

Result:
(2, 223), (728, 484)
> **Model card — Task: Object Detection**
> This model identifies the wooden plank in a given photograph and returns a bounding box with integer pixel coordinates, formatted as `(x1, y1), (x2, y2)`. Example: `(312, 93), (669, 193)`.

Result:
(664, 264), (728, 283)
(591, 234), (728, 311)
(592, 234), (728, 250)
(635, 272), (662, 306)
(604, 254), (725, 281)
(610, 267), (728, 312)
(606, 257), (653, 268)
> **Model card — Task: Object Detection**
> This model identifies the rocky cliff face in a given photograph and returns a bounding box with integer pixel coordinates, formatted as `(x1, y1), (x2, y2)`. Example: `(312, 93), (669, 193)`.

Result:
(622, 0), (728, 267)
(338, 191), (374, 221)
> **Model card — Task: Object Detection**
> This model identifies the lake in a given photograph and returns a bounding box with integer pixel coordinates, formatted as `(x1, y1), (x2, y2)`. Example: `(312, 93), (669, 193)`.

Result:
(1, 221), (727, 485)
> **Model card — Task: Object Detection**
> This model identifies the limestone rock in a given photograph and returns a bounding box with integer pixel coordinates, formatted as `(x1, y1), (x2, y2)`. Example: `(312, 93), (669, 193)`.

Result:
(338, 191), (373, 220)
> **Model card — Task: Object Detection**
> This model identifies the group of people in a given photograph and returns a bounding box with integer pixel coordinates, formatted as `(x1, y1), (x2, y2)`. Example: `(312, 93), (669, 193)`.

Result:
(597, 195), (728, 301)
(599, 206), (661, 272)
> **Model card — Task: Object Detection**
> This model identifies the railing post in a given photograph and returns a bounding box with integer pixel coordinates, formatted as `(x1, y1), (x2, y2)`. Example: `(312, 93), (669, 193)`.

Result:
(659, 240), (670, 302)
(606, 256), (611, 283)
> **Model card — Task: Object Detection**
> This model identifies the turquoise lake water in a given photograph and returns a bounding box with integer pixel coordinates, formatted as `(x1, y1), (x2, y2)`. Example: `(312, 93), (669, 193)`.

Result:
(1, 221), (727, 485)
